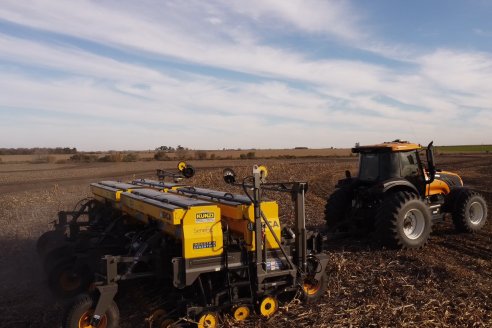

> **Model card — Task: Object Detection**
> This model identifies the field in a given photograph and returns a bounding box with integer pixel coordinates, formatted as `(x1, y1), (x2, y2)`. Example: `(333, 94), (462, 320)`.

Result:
(436, 145), (492, 154)
(0, 148), (351, 163)
(0, 155), (491, 327)
(2, 145), (491, 164)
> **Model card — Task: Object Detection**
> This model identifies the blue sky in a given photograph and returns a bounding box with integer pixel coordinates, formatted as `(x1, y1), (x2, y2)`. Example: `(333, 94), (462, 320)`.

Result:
(0, 0), (491, 150)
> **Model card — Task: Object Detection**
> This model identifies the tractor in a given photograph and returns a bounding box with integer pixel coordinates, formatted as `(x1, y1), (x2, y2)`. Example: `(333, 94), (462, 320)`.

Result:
(325, 140), (488, 249)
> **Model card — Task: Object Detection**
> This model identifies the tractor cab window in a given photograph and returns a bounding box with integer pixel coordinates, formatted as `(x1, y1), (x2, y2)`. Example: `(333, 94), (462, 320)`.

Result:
(400, 151), (420, 178)
(358, 152), (399, 182)
(359, 153), (379, 181)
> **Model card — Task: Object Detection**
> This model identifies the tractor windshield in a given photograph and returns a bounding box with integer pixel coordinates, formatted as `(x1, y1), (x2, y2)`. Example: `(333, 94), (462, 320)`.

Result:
(359, 153), (379, 181)
(358, 152), (398, 182)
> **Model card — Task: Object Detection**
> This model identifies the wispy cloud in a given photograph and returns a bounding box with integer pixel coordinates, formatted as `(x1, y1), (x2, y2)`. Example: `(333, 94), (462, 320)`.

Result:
(0, 1), (491, 149)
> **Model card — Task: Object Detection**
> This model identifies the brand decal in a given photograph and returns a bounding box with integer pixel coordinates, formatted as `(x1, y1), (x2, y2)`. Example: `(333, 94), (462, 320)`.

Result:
(249, 220), (280, 230)
(262, 220), (280, 228)
(194, 228), (212, 234)
(193, 241), (216, 249)
(195, 212), (215, 223)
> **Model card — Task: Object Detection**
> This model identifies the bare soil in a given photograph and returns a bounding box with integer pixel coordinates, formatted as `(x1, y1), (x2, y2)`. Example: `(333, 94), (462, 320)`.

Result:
(0, 155), (491, 327)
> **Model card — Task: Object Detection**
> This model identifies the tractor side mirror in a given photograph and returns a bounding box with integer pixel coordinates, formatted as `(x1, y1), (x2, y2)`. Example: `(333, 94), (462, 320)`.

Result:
(223, 168), (236, 184)
(345, 170), (351, 178)
(426, 141), (436, 184)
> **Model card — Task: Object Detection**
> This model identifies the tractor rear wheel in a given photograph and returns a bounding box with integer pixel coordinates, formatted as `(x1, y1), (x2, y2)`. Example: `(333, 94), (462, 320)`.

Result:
(62, 293), (119, 328)
(324, 186), (353, 232)
(375, 191), (432, 249)
(452, 189), (488, 232)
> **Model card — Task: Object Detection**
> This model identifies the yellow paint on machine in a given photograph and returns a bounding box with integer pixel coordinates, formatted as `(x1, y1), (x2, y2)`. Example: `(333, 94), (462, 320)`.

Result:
(90, 182), (142, 208)
(183, 207), (223, 259)
(355, 141), (422, 152)
(426, 179), (450, 196)
(119, 192), (223, 259)
(425, 171), (462, 196)
(221, 201), (280, 251)
(128, 181), (281, 252)
(90, 184), (123, 202)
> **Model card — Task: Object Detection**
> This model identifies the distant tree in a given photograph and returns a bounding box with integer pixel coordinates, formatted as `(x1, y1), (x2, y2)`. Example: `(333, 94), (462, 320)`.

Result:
(175, 148), (189, 160)
(195, 150), (208, 160)
(122, 153), (139, 162)
(246, 152), (256, 159)
(98, 153), (122, 162)
(0, 147), (77, 155)
(69, 154), (99, 163)
(154, 151), (171, 161)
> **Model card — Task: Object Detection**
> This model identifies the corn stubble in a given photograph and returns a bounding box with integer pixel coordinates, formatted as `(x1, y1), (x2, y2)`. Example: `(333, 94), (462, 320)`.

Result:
(0, 156), (491, 327)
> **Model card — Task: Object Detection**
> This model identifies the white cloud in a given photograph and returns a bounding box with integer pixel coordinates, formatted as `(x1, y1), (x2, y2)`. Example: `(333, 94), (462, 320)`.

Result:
(0, 1), (491, 149)
(227, 0), (363, 40)
(419, 49), (492, 96)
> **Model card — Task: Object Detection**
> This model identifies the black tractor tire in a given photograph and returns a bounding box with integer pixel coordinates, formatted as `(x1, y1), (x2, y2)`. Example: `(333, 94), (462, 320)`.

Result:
(441, 187), (463, 213)
(301, 271), (328, 304)
(36, 230), (66, 257)
(375, 191), (432, 249)
(42, 245), (74, 273)
(48, 257), (93, 298)
(451, 189), (488, 232)
(324, 186), (353, 232)
(63, 293), (119, 328)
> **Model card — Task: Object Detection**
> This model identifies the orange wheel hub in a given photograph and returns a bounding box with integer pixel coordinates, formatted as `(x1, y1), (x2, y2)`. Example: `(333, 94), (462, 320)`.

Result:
(78, 310), (108, 328)
(303, 278), (321, 295)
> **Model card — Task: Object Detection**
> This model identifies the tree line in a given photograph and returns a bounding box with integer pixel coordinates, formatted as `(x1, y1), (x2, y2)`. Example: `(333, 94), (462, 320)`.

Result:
(0, 147), (77, 155)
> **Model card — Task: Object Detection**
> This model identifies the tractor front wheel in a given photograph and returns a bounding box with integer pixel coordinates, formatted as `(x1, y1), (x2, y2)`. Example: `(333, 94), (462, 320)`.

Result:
(375, 191), (432, 249)
(452, 189), (488, 232)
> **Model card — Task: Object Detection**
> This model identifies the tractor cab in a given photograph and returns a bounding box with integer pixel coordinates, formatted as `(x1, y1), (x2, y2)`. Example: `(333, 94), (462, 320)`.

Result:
(352, 140), (436, 196)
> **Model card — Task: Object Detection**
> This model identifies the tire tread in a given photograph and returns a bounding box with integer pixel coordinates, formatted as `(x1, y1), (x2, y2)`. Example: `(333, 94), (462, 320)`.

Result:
(452, 189), (488, 232)
(375, 191), (432, 249)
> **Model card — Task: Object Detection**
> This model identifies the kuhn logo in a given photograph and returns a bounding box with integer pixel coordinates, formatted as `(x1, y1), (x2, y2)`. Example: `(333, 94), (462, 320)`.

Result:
(196, 212), (215, 223)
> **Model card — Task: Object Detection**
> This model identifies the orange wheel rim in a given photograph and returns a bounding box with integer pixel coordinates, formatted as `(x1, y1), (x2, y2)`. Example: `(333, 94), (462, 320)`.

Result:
(233, 306), (250, 321)
(259, 296), (278, 317)
(303, 279), (321, 295)
(78, 310), (108, 328)
(198, 312), (218, 328)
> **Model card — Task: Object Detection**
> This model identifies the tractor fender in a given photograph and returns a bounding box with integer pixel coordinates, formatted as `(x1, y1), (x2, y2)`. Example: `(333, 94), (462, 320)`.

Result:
(382, 179), (419, 195)
(335, 177), (356, 188)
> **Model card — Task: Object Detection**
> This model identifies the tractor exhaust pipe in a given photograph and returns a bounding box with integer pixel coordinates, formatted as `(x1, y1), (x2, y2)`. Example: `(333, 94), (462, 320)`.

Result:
(426, 141), (436, 184)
